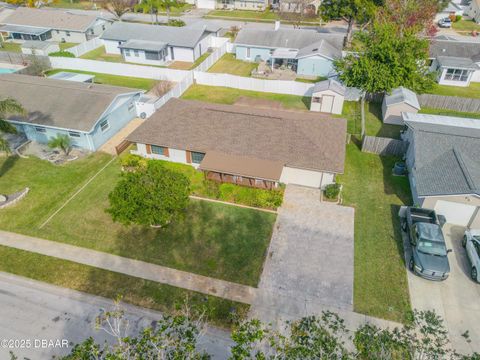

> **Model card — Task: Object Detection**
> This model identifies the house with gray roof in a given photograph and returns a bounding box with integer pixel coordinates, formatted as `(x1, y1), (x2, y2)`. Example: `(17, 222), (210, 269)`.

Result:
(128, 98), (347, 189)
(233, 27), (344, 78)
(0, 74), (143, 151)
(101, 22), (219, 65)
(381, 87), (420, 125)
(0, 7), (111, 43)
(403, 112), (480, 227)
(429, 37), (480, 87)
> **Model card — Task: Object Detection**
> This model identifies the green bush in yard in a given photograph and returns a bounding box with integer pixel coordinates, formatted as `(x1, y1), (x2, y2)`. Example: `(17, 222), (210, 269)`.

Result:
(325, 183), (341, 200)
(49, 50), (75, 57)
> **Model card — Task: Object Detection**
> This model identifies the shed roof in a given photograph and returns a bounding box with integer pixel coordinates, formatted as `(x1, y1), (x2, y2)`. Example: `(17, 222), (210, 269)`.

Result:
(384, 87), (420, 110)
(128, 98), (347, 174)
(0, 74), (142, 132)
(312, 79), (346, 96)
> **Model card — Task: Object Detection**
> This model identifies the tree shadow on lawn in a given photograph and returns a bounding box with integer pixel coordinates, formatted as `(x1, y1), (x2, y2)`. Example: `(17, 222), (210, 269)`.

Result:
(111, 199), (275, 287)
(0, 155), (18, 178)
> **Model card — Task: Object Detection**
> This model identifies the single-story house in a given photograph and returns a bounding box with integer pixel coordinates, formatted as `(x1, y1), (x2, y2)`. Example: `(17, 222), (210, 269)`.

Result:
(382, 87), (420, 125)
(0, 7), (111, 43)
(0, 74), (143, 151)
(429, 36), (480, 86)
(310, 79), (345, 114)
(20, 40), (59, 56)
(466, 0), (480, 23)
(403, 112), (480, 227)
(127, 98), (347, 189)
(195, 0), (267, 10)
(100, 22), (220, 65)
(233, 27), (344, 78)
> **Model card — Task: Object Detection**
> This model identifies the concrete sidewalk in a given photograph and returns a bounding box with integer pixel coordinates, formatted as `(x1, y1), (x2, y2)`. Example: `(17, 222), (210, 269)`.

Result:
(0, 230), (256, 304)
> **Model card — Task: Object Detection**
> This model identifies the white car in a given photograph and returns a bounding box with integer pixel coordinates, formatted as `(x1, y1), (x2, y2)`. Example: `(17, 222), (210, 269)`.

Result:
(462, 229), (480, 282)
(438, 17), (452, 28)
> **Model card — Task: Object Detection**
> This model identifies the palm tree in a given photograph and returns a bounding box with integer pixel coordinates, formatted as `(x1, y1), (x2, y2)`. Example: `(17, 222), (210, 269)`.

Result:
(0, 98), (24, 154)
(48, 134), (72, 155)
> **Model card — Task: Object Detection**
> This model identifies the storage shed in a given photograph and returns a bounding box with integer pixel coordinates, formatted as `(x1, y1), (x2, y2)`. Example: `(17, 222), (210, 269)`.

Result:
(310, 79), (346, 114)
(382, 87), (420, 125)
(21, 40), (59, 56)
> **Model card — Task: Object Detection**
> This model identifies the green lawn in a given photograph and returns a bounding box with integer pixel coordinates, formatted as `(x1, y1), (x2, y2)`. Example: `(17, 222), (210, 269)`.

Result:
(0, 154), (276, 287)
(45, 69), (157, 90)
(80, 46), (125, 63)
(191, 51), (212, 69)
(340, 101), (402, 138)
(427, 83), (480, 99)
(181, 84), (310, 110)
(419, 107), (480, 119)
(452, 19), (480, 33)
(0, 42), (21, 53)
(338, 144), (412, 323)
(135, 3), (193, 16)
(0, 245), (248, 328)
(59, 42), (78, 51)
(208, 53), (258, 76)
(205, 9), (319, 24)
(47, 0), (95, 9)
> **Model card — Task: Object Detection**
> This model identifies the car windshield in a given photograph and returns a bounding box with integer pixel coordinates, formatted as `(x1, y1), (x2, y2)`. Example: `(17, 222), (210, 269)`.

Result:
(418, 239), (447, 256)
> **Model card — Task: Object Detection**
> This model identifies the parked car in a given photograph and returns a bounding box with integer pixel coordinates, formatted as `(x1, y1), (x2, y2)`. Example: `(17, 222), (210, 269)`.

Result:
(402, 207), (451, 281)
(462, 229), (480, 282)
(438, 17), (452, 28)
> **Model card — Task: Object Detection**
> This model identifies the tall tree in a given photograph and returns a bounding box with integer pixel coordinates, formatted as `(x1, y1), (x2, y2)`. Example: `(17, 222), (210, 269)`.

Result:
(101, 0), (135, 20)
(319, 0), (379, 47)
(334, 22), (436, 94)
(0, 98), (24, 154)
(106, 160), (190, 227)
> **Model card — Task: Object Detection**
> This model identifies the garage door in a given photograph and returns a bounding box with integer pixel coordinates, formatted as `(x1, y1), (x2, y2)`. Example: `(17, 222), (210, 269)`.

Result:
(196, 0), (215, 8)
(434, 200), (477, 226)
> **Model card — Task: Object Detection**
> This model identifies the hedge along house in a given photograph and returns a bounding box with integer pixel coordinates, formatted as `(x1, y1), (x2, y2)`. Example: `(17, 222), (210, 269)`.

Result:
(127, 98), (347, 189)
(0, 74), (143, 152)
(233, 27), (344, 78)
(429, 36), (480, 87)
(100, 22), (220, 66)
(0, 7), (111, 43)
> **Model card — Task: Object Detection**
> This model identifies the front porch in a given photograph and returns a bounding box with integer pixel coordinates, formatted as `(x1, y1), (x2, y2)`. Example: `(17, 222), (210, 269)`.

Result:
(204, 170), (278, 189)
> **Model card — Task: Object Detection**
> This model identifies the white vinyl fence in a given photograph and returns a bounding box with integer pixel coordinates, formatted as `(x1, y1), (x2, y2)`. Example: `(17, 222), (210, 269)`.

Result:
(153, 72), (194, 109)
(67, 38), (103, 57)
(195, 42), (227, 72)
(48, 57), (191, 82)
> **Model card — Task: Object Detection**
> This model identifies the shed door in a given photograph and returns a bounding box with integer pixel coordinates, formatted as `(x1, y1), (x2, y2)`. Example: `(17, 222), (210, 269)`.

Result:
(320, 95), (334, 113)
(434, 200), (477, 227)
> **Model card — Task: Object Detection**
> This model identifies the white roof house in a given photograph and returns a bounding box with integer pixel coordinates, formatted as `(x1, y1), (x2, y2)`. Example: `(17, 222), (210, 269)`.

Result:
(382, 87), (420, 125)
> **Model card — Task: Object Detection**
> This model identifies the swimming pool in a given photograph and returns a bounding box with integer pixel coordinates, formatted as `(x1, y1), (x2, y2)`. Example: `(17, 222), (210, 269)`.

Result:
(0, 68), (18, 74)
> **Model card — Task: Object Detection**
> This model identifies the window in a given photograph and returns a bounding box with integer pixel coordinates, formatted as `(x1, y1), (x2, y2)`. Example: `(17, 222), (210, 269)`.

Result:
(100, 119), (109, 132)
(233, 175), (243, 183)
(66, 31), (71, 37)
(134, 49), (139, 57)
(444, 68), (470, 82)
(246, 47), (250, 58)
(191, 151), (205, 164)
(124, 49), (131, 57)
(69, 131), (81, 137)
(255, 179), (264, 186)
(151, 145), (165, 155)
(145, 51), (160, 60)
(102, 25), (106, 31)
(312, 96), (321, 103)
(35, 127), (46, 133)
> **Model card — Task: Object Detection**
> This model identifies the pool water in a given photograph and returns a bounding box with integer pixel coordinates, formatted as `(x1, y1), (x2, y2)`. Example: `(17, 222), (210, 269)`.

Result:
(0, 68), (17, 74)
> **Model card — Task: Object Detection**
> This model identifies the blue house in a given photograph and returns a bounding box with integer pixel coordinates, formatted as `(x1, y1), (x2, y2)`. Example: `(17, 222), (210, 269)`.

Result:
(233, 27), (344, 78)
(0, 74), (143, 151)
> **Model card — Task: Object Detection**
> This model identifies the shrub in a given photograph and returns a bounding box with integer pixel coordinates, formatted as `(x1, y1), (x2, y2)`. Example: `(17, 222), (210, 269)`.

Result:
(49, 50), (75, 58)
(455, 15), (462, 22)
(166, 19), (185, 27)
(324, 183), (341, 200)
(121, 154), (146, 170)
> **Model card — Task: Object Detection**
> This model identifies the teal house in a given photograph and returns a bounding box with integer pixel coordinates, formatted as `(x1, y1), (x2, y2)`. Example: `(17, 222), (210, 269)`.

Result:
(0, 74), (143, 151)
(233, 27), (344, 78)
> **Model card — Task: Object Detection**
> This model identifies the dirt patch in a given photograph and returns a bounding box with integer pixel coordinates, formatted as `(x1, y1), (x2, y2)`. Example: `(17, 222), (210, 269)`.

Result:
(234, 96), (287, 110)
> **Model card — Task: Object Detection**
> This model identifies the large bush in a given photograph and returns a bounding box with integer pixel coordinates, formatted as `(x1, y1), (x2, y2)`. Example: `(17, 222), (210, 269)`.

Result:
(324, 183), (341, 200)
(49, 50), (75, 58)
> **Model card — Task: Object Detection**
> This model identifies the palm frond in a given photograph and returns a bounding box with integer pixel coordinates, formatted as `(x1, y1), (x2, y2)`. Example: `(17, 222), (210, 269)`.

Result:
(0, 98), (25, 116)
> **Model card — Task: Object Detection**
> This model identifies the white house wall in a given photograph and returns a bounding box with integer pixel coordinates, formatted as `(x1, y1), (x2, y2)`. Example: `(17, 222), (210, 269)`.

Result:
(280, 166), (334, 188)
(123, 50), (169, 66)
(51, 30), (87, 43)
(171, 47), (195, 62)
(194, 33), (213, 59)
(103, 39), (122, 54)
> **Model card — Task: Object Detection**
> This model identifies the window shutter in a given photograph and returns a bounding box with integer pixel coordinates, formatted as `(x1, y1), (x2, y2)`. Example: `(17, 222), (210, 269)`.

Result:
(164, 147), (170, 157)
(146, 144), (152, 154)
(186, 151), (192, 163)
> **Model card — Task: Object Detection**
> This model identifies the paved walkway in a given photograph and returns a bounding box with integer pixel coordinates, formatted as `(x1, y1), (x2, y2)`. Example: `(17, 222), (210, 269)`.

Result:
(0, 230), (256, 304)
(98, 118), (144, 155)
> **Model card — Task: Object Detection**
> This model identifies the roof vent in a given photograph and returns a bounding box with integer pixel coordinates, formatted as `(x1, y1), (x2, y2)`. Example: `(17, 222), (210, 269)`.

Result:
(312, 48), (318, 52)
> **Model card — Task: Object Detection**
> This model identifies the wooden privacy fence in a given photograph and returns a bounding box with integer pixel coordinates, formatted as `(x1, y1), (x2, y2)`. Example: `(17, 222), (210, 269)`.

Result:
(418, 94), (480, 113)
(362, 136), (407, 156)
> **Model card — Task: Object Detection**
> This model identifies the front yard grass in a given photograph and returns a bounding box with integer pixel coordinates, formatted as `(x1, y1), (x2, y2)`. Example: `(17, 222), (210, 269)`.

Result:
(0, 245), (248, 328)
(452, 19), (480, 33)
(0, 42), (21, 53)
(80, 46), (125, 63)
(181, 84), (310, 110)
(427, 83), (480, 99)
(44, 69), (157, 90)
(0, 154), (276, 287)
(338, 144), (412, 323)
(205, 9), (320, 24)
(208, 53), (258, 76)
(419, 107), (480, 119)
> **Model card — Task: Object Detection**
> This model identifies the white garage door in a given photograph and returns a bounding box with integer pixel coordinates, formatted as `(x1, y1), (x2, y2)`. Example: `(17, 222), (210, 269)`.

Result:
(434, 200), (477, 226)
(196, 0), (215, 8)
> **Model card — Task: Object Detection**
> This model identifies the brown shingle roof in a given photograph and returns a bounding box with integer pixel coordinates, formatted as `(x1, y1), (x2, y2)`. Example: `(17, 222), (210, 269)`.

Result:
(2, 7), (98, 32)
(128, 99), (347, 174)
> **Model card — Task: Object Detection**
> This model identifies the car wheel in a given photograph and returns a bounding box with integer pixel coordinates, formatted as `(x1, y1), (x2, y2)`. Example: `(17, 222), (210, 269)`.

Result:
(409, 257), (414, 271)
(472, 267), (478, 282)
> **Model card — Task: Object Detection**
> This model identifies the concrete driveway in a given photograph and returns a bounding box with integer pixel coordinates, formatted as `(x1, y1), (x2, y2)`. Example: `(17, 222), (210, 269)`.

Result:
(251, 185), (354, 324)
(406, 224), (480, 355)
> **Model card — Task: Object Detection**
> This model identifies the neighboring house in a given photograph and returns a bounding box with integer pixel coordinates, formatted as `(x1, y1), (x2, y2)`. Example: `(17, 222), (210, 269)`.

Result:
(403, 112), (480, 227)
(0, 7), (111, 43)
(466, 0), (480, 23)
(0, 74), (143, 151)
(233, 27), (344, 78)
(20, 40), (59, 55)
(381, 87), (420, 125)
(310, 79), (345, 114)
(273, 0), (320, 13)
(128, 98), (346, 189)
(435, 1), (465, 21)
(429, 36), (480, 86)
(100, 22), (220, 65)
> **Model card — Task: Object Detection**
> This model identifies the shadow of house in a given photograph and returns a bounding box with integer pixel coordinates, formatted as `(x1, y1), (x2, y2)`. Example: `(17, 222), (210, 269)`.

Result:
(0, 155), (19, 178)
